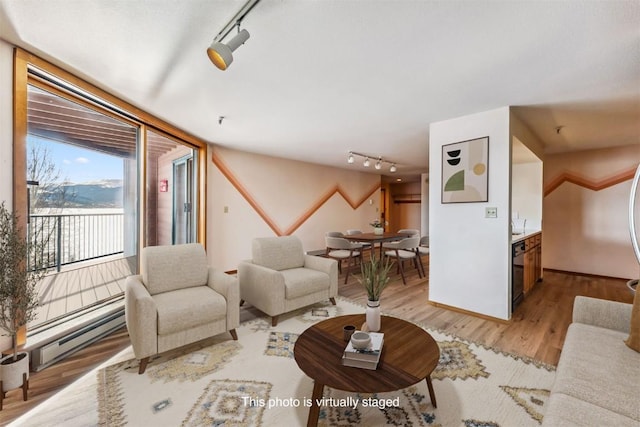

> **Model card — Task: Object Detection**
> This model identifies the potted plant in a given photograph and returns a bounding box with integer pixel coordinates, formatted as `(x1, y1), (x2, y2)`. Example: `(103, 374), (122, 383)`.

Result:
(0, 202), (48, 404)
(359, 255), (393, 331)
(369, 219), (385, 235)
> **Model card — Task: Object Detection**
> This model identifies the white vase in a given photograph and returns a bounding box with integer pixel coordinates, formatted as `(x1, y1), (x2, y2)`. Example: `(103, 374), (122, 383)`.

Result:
(1, 351), (30, 392)
(366, 300), (381, 332)
(373, 227), (384, 235)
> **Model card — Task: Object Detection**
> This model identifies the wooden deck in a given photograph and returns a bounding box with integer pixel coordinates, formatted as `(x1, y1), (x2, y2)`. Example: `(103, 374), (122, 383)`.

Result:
(30, 255), (136, 329)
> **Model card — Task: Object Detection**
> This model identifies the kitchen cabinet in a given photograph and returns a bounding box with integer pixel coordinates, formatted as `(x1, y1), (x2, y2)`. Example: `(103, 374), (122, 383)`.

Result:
(512, 231), (542, 311)
(523, 233), (542, 294)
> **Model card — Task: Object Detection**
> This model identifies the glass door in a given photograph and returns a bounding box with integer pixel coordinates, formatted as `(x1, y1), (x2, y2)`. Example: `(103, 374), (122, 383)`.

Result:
(145, 130), (198, 247)
(173, 154), (195, 244)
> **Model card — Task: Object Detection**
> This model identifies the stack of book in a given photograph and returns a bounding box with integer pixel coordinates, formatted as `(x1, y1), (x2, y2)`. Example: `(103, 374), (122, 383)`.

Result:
(341, 332), (384, 370)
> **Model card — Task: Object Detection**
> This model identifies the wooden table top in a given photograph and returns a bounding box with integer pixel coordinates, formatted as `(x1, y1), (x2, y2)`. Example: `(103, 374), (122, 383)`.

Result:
(343, 232), (411, 243)
(294, 314), (440, 393)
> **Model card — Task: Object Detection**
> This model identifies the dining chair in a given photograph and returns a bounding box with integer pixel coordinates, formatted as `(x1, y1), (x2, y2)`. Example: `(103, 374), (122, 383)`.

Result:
(326, 231), (345, 237)
(398, 228), (420, 237)
(418, 235), (430, 256)
(382, 236), (423, 285)
(346, 229), (374, 254)
(325, 236), (363, 284)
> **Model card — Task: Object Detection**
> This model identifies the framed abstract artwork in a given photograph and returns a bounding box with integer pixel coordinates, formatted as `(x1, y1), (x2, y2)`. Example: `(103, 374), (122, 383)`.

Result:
(441, 136), (489, 203)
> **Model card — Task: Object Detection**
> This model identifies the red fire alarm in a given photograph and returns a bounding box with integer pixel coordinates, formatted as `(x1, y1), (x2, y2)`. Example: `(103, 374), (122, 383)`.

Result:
(159, 180), (168, 192)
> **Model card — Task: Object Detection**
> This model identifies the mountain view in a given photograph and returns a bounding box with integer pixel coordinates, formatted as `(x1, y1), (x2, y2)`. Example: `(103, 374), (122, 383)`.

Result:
(37, 179), (123, 208)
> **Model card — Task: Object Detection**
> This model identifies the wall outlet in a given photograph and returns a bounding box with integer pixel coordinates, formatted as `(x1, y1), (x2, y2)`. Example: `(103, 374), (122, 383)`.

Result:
(485, 207), (498, 218)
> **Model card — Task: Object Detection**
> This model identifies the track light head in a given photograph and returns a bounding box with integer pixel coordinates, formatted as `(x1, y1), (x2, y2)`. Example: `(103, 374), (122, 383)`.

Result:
(347, 151), (398, 173)
(207, 29), (250, 70)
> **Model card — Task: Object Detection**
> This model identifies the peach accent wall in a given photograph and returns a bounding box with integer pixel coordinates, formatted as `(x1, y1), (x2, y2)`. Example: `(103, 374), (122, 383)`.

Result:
(207, 146), (382, 271)
(543, 144), (640, 279)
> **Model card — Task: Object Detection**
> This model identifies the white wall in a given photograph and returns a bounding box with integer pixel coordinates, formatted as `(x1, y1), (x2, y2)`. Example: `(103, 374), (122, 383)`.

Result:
(0, 40), (13, 352)
(512, 162), (542, 230)
(429, 107), (512, 320)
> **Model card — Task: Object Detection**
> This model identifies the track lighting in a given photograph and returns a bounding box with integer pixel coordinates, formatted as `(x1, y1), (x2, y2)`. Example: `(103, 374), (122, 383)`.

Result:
(346, 151), (398, 173)
(207, 28), (250, 70)
(206, 0), (262, 71)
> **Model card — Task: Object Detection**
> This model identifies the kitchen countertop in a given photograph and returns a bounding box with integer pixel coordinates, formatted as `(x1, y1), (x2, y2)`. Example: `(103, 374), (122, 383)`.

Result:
(511, 229), (541, 244)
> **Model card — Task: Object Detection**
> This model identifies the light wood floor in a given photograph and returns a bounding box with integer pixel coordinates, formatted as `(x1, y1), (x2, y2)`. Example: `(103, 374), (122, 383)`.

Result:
(1, 258), (634, 424)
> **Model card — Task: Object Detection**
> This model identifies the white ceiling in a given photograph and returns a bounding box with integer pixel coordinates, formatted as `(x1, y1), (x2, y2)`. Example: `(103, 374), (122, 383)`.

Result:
(1, 0), (639, 178)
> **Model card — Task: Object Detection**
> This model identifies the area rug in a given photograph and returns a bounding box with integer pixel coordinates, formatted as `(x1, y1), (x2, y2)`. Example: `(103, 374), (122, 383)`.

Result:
(10, 297), (555, 426)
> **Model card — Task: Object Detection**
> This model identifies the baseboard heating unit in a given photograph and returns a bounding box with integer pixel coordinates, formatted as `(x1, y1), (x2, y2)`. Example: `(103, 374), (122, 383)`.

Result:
(30, 309), (125, 371)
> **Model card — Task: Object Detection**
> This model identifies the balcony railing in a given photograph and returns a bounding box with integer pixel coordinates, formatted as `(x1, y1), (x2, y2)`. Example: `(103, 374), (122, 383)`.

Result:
(29, 212), (124, 271)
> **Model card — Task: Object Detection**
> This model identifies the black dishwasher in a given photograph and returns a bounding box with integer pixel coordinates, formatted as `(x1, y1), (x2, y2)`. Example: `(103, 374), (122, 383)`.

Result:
(512, 241), (525, 312)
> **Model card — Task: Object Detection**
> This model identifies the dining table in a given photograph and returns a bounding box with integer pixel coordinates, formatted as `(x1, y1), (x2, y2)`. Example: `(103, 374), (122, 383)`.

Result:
(343, 231), (412, 259)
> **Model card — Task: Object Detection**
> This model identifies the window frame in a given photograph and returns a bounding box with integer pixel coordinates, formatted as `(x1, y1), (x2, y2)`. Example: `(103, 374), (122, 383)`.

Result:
(13, 48), (208, 257)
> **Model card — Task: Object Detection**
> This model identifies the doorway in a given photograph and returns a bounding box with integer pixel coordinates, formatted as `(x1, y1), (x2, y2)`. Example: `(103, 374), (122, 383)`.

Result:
(173, 154), (195, 244)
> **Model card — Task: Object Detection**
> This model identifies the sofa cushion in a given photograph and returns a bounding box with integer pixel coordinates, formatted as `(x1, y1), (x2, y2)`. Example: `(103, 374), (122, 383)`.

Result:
(625, 289), (640, 352)
(142, 243), (208, 295)
(252, 236), (305, 271)
(280, 267), (329, 299)
(543, 392), (639, 427)
(553, 323), (640, 421)
(154, 286), (227, 335)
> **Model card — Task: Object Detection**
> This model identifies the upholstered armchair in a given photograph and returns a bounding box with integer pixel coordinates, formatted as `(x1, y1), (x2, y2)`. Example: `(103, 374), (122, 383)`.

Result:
(125, 243), (239, 374)
(238, 235), (338, 326)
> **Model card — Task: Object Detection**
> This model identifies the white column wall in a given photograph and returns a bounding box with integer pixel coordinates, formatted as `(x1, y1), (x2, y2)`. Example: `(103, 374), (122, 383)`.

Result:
(429, 107), (512, 320)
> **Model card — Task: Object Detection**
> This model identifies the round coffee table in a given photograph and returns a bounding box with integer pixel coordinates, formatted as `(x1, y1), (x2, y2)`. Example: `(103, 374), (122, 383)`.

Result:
(294, 314), (440, 427)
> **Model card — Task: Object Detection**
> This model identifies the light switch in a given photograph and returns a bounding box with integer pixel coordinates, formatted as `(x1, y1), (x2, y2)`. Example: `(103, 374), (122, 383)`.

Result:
(485, 207), (497, 218)
(224, 206), (229, 213)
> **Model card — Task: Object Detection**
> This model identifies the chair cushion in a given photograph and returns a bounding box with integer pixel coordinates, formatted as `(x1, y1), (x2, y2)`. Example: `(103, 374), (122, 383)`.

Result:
(142, 243), (208, 295)
(280, 267), (330, 299)
(327, 249), (360, 259)
(154, 286), (227, 335)
(554, 323), (640, 421)
(385, 249), (418, 260)
(252, 236), (305, 271)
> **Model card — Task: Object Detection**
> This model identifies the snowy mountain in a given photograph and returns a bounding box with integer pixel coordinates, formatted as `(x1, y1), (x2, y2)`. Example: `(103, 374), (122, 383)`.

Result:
(37, 179), (123, 208)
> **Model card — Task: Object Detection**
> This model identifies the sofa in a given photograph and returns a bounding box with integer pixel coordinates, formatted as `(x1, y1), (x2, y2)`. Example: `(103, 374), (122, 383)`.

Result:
(542, 296), (639, 426)
(238, 235), (338, 326)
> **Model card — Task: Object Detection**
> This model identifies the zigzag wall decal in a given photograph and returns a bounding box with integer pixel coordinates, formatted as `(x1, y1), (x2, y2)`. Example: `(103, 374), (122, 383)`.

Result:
(212, 153), (381, 236)
(544, 166), (637, 197)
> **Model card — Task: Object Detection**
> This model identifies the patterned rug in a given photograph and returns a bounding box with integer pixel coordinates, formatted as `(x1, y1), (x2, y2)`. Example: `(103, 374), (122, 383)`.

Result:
(10, 297), (555, 426)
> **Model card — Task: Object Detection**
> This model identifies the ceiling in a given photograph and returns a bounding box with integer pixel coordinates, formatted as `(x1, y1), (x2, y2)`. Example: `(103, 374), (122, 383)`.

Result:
(1, 0), (639, 178)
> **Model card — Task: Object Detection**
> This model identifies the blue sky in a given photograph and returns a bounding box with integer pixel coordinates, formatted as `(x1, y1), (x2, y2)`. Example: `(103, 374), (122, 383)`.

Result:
(28, 135), (123, 183)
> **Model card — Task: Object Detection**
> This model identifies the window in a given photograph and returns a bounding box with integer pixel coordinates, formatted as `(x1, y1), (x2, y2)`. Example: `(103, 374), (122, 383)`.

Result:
(13, 48), (207, 331)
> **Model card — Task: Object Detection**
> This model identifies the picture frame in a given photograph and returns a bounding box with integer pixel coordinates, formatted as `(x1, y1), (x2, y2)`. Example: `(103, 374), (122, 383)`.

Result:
(441, 136), (489, 203)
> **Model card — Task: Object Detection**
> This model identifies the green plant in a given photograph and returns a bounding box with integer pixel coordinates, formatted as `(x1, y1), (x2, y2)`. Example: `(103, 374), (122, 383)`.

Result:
(0, 202), (48, 361)
(369, 219), (384, 228)
(358, 255), (393, 301)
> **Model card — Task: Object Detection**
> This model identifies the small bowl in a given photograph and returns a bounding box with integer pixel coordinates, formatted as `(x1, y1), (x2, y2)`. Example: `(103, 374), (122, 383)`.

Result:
(350, 331), (371, 349)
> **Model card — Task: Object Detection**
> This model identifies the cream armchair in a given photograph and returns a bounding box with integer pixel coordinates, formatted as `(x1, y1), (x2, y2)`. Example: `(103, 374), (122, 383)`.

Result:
(125, 243), (239, 374)
(238, 236), (338, 326)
